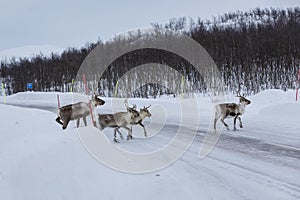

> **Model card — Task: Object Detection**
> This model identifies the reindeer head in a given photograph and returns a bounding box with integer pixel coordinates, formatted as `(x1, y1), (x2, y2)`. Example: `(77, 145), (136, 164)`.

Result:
(125, 99), (135, 111)
(237, 94), (251, 105)
(140, 105), (152, 117)
(91, 95), (105, 106)
(127, 104), (138, 113)
(124, 100), (139, 118)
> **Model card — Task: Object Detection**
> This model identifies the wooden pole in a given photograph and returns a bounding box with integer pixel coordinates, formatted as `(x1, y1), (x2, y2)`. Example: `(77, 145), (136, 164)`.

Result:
(83, 74), (96, 127)
(57, 94), (60, 108)
(2, 83), (6, 104)
(70, 79), (74, 93)
(181, 75), (185, 99)
(296, 69), (300, 101)
(114, 80), (119, 98)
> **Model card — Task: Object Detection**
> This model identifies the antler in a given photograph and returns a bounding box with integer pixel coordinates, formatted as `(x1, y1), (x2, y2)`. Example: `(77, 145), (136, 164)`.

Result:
(236, 83), (244, 97)
(124, 99), (129, 109)
(236, 89), (241, 97)
(91, 93), (97, 100)
(125, 99), (137, 110)
(144, 105), (151, 109)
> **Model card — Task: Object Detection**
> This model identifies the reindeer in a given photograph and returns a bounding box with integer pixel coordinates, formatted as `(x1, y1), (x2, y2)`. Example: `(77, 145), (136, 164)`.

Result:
(214, 94), (251, 131)
(126, 105), (152, 140)
(55, 95), (105, 129)
(98, 100), (138, 143)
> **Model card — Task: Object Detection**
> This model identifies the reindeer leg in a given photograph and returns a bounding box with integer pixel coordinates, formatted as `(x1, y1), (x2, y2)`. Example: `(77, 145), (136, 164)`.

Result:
(214, 117), (220, 131)
(113, 128), (119, 143)
(62, 119), (70, 130)
(213, 112), (221, 130)
(83, 116), (87, 126)
(127, 126), (133, 140)
(121, 126), (132, 140)
(238, 117), (243, 128)
(213, 118), (217, 130)
(116, 128), (124, 140)
(139, 123), (147, 137)
(55, 117), (63, 125)
(220, 116), (229, 130)
(76, 118), (80, 128)
(99, 123), (104, 130)
(233, 116), (238, 131)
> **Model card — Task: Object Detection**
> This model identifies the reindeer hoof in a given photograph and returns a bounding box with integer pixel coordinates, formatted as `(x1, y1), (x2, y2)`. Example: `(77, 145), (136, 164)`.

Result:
(240, 125), (243, 128)
(233, 128), (238, 131)
(114, 139), (119, 143)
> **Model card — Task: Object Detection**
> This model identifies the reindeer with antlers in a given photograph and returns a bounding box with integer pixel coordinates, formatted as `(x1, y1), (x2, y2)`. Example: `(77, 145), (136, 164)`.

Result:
(126, 104), (152, 140)
(97, 100), (139, 143)
(98, 100), (152, 142)
(214, 93), (251, 131)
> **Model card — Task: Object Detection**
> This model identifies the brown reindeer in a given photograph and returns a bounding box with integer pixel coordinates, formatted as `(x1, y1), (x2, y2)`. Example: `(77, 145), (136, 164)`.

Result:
(98, 100), (138, 143)
(214, 94), (251, 131)
(56, 95), (105, 129)
(126, 105), (152, 140)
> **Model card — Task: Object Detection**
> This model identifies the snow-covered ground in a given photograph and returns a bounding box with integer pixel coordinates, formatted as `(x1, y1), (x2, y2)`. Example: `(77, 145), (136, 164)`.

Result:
(0, 90), (300, 200)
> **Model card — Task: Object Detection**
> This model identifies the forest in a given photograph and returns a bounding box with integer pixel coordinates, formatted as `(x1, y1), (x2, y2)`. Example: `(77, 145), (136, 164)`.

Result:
(1, 7), (299, 97)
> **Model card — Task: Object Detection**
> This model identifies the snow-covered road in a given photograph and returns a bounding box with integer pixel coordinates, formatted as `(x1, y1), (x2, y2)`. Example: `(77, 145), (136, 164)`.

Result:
(0, 90), (299, 199)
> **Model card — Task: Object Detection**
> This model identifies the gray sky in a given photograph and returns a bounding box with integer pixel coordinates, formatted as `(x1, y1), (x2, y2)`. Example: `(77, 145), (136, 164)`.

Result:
(0, 0), (298, 52)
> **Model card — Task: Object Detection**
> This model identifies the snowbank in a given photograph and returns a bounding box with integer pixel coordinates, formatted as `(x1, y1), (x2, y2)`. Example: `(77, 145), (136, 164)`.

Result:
(0, 89), (300, 199)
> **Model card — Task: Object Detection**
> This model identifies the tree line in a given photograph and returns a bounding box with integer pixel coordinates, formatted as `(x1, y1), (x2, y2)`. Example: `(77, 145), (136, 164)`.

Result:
(1, 7), (299, 97)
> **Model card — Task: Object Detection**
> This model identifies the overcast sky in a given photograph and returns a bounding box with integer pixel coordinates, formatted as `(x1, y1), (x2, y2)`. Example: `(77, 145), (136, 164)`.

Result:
(0, 0), (298, 52)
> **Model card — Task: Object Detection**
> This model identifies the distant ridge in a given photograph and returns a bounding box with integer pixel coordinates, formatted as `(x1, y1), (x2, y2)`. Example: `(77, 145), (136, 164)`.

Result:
(0, 45), (65, 61)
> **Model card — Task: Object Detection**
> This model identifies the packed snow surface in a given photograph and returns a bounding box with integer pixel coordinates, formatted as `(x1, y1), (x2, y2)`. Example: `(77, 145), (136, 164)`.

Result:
(0, 89), (300, 200)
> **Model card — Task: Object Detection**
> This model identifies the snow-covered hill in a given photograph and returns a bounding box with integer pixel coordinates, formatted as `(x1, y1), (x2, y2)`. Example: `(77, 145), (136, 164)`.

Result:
(0, 45), (64, 61)
(0, 90), (299, 199)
